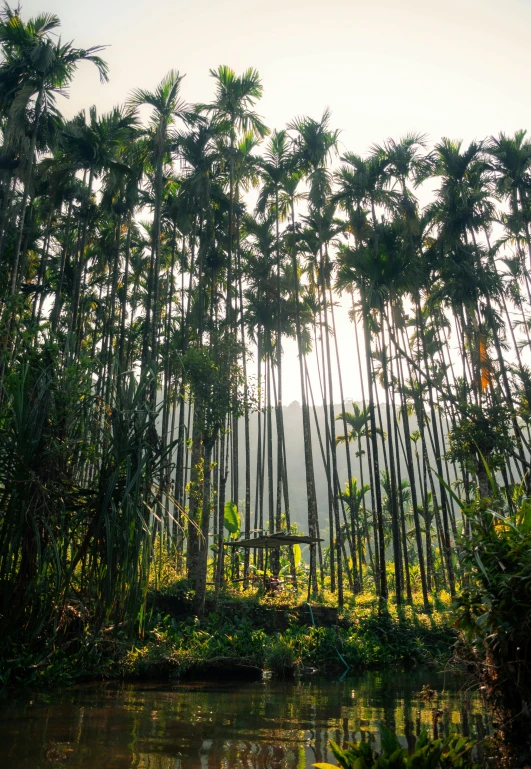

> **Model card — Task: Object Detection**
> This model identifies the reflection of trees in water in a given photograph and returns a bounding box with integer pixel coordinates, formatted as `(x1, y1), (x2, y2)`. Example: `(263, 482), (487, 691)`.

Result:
(0, 675), (489, 769)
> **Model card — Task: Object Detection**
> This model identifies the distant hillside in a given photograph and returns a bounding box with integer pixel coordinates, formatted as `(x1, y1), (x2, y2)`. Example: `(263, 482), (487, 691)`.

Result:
(228, 399), (455, 538)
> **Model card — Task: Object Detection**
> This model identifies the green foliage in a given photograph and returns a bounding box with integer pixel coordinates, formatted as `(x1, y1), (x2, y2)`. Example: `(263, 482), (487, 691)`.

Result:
(0, 354), (91, 640)
(454, 497), (531, 737)
(223, 500), (240, 538)
(455, 501), (531, 651)
(183, 345), (232, 437)
(265, 635), (298, 675)
(314, 727), (476, 769)
(113, 596), (454, 681)
(0, 583), (455, 685)
(0, 349), (170, 651)
(182, 342), (250, 442)
(447, 403), (513, 473)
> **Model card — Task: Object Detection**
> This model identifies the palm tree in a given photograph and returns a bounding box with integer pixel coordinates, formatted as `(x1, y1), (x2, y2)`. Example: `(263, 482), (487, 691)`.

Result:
(0, 3), (108, 296)
(289, 110), (347, 604)
(55, 106), (138, 346)
(336, 404), (375, 575)
(340, 476), (370, 572)
(487, 131), (531, 270)
(256, 129), (297, 577)
(128, 70), (190, 375)
(202, 65), (267, 327)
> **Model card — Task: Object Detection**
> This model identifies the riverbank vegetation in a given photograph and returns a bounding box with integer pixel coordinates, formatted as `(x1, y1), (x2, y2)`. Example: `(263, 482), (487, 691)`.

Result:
(0, 3), (531, 758)
(454, 496), (531, 765)
(1, 584), (455, 687)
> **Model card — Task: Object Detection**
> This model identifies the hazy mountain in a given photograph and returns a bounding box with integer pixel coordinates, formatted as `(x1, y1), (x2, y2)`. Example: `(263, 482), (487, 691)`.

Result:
(227, 399), (455, 539)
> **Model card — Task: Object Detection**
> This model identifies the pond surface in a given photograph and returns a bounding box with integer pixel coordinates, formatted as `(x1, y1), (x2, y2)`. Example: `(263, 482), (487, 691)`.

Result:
(0, 669), (488, 768)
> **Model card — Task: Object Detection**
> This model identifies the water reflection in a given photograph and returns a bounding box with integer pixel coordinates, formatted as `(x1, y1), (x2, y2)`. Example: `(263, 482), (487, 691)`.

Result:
(0, 670), (488, 768)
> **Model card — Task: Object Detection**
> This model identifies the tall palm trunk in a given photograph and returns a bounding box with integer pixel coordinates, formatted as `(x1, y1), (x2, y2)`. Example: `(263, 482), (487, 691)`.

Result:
(215, 422), (229, 593)
(379, 309), (401, 604)
(320, 270), (343, 606)
(360, 284), (387, 599)
(414, 293), (455, 596)
(194, 436), (213, 616)
(266, 350), (277, 573)
(315, 312), (335, 593)
(236, 222), (252, 583)
(118, 213), (133, 368)
(10, 87), (44, 297)
(351, 294), (375, 578)
(290, 199), (319, 595)
(186, 407), (203, 580)
(330, 288), (358, 589)
(394, 320), (430, 609)
(71, 168), (94, 340)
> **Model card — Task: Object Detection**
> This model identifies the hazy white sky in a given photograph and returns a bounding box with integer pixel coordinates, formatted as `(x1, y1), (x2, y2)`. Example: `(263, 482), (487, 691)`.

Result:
(20, 0), (531, 403)
(23, 0), (531, 147)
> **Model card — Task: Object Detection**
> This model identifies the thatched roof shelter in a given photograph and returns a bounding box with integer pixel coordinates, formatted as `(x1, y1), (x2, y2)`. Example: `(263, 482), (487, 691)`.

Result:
(224, 533), (322, 549)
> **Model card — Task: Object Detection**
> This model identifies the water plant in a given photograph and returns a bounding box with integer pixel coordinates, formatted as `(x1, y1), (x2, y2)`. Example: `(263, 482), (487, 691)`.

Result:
(314, 726), (477, 769)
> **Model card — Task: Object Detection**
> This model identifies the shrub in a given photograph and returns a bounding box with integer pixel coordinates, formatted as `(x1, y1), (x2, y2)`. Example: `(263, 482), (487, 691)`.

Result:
(454, 498), (531, 758)
(265, 635), (298, 675)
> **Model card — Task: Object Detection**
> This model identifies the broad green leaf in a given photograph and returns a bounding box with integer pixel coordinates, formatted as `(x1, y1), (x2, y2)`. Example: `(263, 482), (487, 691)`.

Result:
(329, 741), (351, 768)
(223, 500), (240, 537)
(293, 543), (301, 568)
(380, 723), (400, 756)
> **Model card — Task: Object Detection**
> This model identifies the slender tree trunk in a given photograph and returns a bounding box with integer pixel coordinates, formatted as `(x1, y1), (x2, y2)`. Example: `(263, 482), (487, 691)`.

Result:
(290, 199), (319, 595)
(360, 285), (387, 600)
(10, 88), (44, 297)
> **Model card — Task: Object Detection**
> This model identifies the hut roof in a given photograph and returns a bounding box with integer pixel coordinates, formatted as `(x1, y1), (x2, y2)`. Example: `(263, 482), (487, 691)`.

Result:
(224, 533), (323, 549)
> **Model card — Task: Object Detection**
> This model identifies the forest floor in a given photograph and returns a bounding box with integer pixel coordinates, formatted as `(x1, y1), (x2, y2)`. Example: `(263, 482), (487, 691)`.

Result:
(1, 582), (458, 688)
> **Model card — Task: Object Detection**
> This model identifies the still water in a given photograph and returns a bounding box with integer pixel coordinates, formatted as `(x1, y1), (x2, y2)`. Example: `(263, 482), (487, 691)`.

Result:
(0, 670), (488, 768)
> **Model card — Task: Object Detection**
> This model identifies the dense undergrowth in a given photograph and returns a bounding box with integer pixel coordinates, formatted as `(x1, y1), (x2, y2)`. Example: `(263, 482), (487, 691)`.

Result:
(120, 605), (454, 680)
(0, 586), (455, 688)
(453, 496), (531, 766)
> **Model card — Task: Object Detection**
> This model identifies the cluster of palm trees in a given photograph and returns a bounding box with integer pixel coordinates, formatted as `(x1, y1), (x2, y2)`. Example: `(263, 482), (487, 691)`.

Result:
(0, 4), (529, 639)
